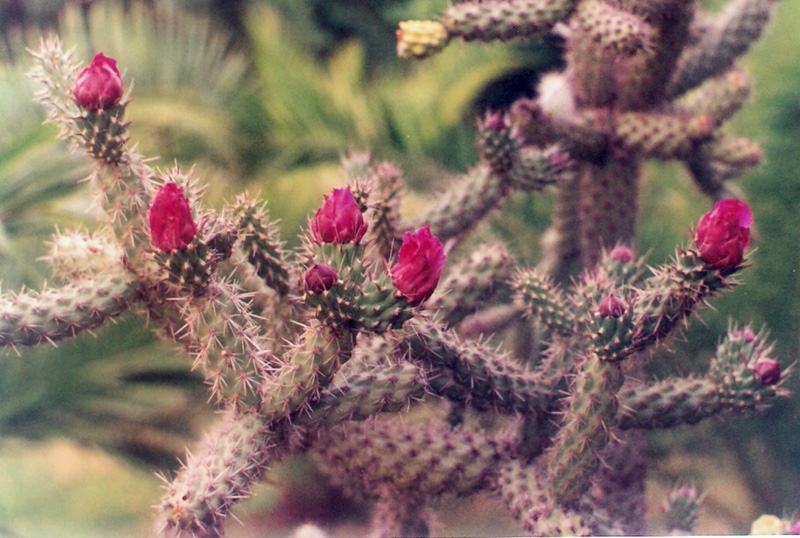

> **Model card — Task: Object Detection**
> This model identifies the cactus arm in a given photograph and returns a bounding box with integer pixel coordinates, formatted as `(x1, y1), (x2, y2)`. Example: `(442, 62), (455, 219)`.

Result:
(428, 243), (513, 326)
(675, 69), (752, 127)
(29, 38), (154, 266)
(313, 417), (513, 499)
(630, 248), (740, 354)
(0, 272), (136, 348)
(513, 268), (577, 336)
(158, 409), (284, 537)
(442, 0), (576, 43)
(545, 353), (625, 507)
(400, 319), (555, 414)
(232, 196), (293, 296)
(667, 0), (775, 98)
(496, 460), (594, 537)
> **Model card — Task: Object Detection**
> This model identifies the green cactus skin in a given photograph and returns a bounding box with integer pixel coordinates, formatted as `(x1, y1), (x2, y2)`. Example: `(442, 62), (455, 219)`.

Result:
(513, 269), (576, 336)
(159, 409), (281, 537)
(546, 355), (625, 508)
(0, 272), (135, 348)
(233, 197), (292, 296)
(663, 484), (702, 534)
(313, 416), (513, 498)
(497, 460), (594, 536)
(77, 104), (130, 165)
(613, 111), (714, 159)
(442, 0), (576, 42)
(400, 320), (555, 414)
(630, 248), (738, 354)
(575, 0), (654, 56)
(429, 243), (513, 325)
(667, 0), (774, 98)
(676, 69), (752, 127)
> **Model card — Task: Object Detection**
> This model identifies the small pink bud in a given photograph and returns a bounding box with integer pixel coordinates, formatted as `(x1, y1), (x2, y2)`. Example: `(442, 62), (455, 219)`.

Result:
(310, 188), (368, 244)
(484, 111), (507, 132)
(148, 183), (197, 252)
(598, 294), (626, 318)
(390, 225), (446, 306)
(305, 264), (338, 294)
(694, 199), (752, 272)
(74, 52), (123, 110)
(753, 358), (781, 386)
(786, 518), (800, 535)
(733, 327), (756, 343)
(609, 244), (635, 264)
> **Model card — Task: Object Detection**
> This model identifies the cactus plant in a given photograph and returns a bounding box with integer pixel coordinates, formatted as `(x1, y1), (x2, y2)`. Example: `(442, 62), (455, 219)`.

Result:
(4, 0), (792, 535)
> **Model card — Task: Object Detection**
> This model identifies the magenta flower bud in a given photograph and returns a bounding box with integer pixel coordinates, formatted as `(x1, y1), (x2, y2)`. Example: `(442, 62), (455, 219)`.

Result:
(310, 188), (368, 244)
(753, 358), (781, 386)
(305, 264), (338, 294)
(484, 111), (507, 132)
(694, 199), (752, 272)
(74, 52), (123, 110)
(390, 225), (446, 306)
(609, 244), (634, 264)
(547, 150), (572, 174)
(598, 294), (626, 318)
(148, 183), (197, 252)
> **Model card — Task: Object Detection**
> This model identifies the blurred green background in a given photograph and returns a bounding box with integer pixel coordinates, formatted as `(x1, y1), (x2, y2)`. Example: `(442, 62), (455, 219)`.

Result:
(0, 0), (798, 535)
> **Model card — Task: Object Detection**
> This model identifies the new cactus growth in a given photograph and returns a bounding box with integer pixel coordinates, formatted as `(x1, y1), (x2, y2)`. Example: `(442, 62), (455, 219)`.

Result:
(6, 0), (788, 533)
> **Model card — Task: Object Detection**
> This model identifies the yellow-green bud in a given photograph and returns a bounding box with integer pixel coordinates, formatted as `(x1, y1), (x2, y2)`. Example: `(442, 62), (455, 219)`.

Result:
(396, 20), (450, 59)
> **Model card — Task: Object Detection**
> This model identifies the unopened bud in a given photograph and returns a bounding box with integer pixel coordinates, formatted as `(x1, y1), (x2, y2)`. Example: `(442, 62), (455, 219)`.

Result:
(305, 264), (338, 294)
(753, 358), (781, 386)
(598, 294), (626, 318)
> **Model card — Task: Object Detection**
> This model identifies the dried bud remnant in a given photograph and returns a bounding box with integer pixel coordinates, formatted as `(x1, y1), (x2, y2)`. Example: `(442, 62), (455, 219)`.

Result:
(390, 225), (446, 306)
(310, 188), (368, 244)
(598, 294), (626, 318)
(74, 52), (123, 110)
(149, 183), (197, 252)
(753, 358), (781, 386)
(305, 264), (338, 294)
(694, 199), (752, 272)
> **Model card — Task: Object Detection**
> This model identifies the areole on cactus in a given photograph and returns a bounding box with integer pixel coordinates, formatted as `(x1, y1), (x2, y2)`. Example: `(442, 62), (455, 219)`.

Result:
(9, 0), (791, 535)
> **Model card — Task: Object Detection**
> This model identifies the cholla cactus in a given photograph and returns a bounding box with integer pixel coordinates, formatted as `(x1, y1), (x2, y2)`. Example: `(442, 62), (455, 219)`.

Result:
(8, 0), (786, 534)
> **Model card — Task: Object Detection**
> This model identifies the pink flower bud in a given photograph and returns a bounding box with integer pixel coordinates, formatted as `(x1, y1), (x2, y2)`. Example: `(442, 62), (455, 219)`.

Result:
(305, 264), (338, 294)
(74, 52), (123, 110)
(310, 188), (368, 244)
(609, 244), (634, 264)
(484, 111), (507, 132)
(598, 294), (626, 318)
(753, 358), (781, 386)
(390, 225), (446, 306)
(694, 199), (752, 272)
(733, 327), (756, 343)
(148, 183), (197, 252)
